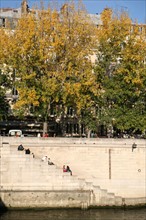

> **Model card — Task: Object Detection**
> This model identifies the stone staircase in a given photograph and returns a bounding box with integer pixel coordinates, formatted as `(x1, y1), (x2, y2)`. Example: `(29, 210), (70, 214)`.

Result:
(0, 143), (124, 208)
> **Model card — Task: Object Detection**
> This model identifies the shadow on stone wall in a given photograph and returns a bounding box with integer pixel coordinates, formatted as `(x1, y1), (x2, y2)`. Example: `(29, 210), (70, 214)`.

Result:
(0, 197), (8, 214)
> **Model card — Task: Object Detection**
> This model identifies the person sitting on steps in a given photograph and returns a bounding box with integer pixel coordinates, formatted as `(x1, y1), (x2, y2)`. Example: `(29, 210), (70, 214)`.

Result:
(66, 166), (72, 175)
(48, 158), (54, 165)
(63, 165), (67, 172)
(25, 148), (31, 154)
(63, 165), (72, 176)
(41, 156), (48, 162)
(18, 144), (24, 151)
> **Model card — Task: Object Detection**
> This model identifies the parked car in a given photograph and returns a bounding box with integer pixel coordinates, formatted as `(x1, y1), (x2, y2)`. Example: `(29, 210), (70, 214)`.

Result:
(8, 129), (22, 137)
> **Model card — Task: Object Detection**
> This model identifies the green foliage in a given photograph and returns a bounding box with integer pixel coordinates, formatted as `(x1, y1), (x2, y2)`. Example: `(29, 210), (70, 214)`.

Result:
(95, 9), (146, 133)
(0, 87), (9, 120)
(0, 68), (10, 120)
(1, 3), (145, 135)
(0, 1), (99, 133)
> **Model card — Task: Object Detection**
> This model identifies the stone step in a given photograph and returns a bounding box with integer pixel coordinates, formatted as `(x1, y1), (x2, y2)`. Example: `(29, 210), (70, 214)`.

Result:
(1, 145), (125, 207)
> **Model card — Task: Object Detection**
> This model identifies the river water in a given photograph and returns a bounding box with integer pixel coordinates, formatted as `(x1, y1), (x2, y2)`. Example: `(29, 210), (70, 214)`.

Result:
(0, 208), (146, 220)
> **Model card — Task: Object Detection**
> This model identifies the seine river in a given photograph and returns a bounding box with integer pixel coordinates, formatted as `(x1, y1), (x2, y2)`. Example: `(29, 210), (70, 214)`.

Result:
(0, 208), (146, 220)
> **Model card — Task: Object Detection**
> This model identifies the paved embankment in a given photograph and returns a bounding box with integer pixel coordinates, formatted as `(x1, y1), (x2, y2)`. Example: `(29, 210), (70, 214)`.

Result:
(0, 137), (146, 208)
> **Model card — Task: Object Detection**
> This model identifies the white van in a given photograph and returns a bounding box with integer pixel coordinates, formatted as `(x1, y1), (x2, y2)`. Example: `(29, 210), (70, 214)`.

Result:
(8, 129), (22, 137)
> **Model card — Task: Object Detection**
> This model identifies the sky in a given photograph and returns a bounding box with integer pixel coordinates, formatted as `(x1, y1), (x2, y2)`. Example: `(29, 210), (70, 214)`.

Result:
(0, 0), (146, 24)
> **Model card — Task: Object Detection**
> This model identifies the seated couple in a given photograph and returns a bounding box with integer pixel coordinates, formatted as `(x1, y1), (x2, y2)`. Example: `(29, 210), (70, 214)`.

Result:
(63, 165), (72, 176)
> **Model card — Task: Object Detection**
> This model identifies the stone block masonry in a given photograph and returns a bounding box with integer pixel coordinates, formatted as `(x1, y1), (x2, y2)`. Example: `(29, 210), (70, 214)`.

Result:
(0, 138), (146, 208)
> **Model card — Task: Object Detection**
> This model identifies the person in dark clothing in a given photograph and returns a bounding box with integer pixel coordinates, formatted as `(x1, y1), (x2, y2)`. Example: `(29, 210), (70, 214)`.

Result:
(48, 158), (54, 165)
(66, 165), (72, 176)
(18, 144), (24, 151)
(132, 142), (137, 152)
(25, 148), (30, 154)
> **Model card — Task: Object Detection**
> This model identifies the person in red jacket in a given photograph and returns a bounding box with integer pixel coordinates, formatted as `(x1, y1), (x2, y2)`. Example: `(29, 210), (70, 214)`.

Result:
(63, 165), (67, 172)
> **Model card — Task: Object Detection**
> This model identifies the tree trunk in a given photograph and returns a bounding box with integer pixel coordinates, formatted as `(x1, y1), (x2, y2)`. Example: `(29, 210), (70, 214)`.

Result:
(87, 129), (91, 138)
(85, 127), (91, 139)
(43, 121), (48, 137)
(79, 121), (81, 137)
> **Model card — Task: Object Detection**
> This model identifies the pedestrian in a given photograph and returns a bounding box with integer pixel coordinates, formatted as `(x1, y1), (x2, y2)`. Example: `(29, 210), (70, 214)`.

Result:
(132, 142), (137, 152)
(37, 133), (41, 138)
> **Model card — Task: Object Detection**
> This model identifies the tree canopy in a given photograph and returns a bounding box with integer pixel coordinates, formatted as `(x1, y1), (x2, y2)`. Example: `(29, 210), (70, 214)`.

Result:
(0, 3), (146, 137)
(0, 2), (100, 135)
(95, 8), (146, 134)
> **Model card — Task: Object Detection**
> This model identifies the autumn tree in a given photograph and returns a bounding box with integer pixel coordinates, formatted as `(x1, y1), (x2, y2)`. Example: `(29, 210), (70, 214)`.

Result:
(2, 2), (99, 136)
(95, 8), (146, 136)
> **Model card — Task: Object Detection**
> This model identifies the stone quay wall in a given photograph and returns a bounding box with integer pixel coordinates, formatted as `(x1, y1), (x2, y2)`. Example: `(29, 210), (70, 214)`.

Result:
(0, 137), (146, 209)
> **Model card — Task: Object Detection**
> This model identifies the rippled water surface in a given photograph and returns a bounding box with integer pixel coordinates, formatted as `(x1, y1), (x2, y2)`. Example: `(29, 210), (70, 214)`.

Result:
(0, 208), (146, 220)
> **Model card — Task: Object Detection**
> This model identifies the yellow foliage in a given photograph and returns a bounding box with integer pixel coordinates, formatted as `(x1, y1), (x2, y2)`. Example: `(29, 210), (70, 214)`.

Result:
(101, 8), (112, 27)
(22, 72), (36, 80)
(1, 1), (99, 118)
